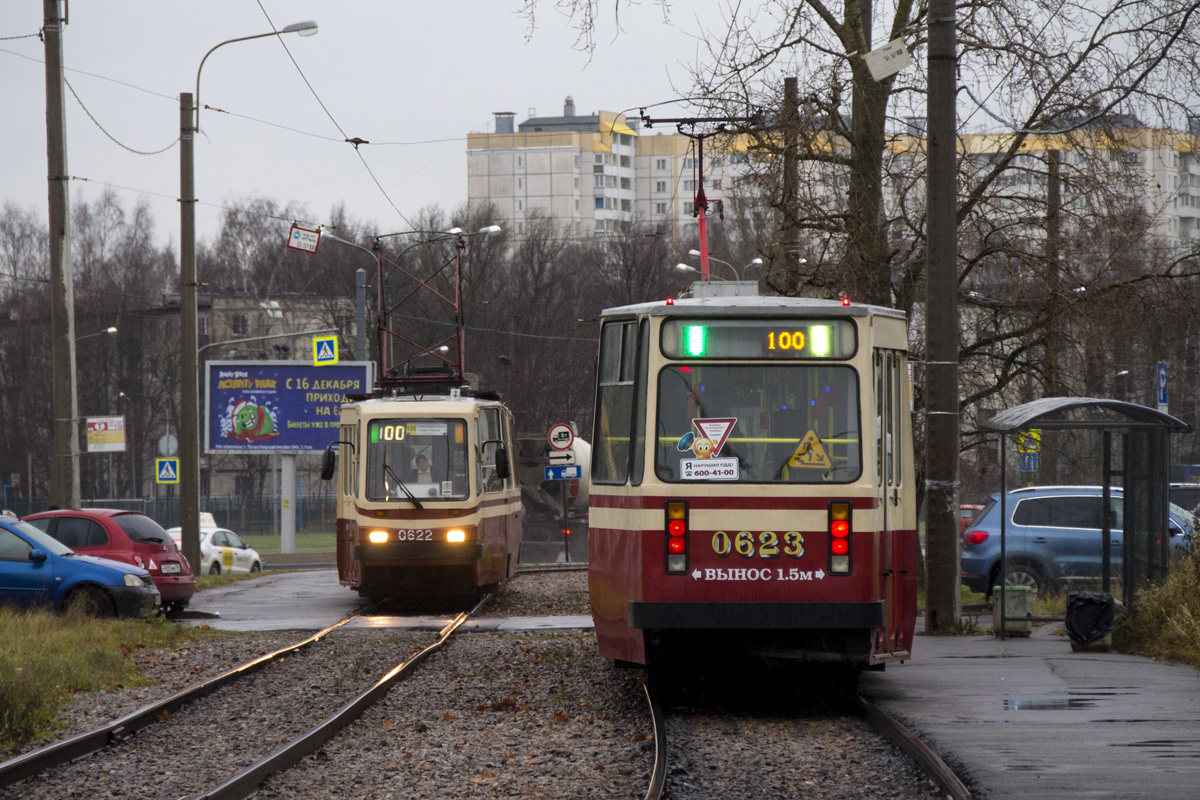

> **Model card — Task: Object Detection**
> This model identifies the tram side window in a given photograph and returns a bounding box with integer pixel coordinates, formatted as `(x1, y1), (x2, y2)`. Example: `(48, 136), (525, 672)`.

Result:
(593, 321), (638, 484)
(340, 423), (357, 499)
(478, 408), (505, 493)
(630, 319), (650, 485)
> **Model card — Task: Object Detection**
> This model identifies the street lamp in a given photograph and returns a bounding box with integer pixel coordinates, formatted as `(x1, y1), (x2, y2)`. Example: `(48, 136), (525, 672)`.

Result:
(76, 326), (117, 342)
(118, 391), (136, 499)
(179, 20), (318, 574)
(686, 250), (764, 281)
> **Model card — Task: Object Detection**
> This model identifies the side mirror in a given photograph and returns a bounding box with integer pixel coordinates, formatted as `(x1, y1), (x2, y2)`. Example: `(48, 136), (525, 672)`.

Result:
(29, 549), (48, 563)
(495, 447), (511, 481)
(320, 446), (337, 481)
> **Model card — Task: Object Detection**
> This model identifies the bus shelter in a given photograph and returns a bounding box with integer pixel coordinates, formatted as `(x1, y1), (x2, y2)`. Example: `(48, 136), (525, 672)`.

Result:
(980, 398), (1192, 638)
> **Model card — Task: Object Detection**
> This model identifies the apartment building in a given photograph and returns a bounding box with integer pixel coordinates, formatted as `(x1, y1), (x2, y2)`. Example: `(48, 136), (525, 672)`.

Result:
(886, 121), (1200, 247)
(466, 97), (751, 239)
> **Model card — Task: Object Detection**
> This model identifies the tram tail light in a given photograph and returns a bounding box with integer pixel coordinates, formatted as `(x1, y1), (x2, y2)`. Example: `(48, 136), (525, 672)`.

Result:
(829, 501), (852, 574)
(665, 500), (689, 573)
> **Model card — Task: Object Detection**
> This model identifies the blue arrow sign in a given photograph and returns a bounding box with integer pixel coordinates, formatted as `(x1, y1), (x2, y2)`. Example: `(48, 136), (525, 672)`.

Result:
(545, 465), (582, 480)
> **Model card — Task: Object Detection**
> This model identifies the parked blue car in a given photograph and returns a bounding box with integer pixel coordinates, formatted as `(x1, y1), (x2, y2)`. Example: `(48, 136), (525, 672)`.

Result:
(961, 486), (1196, 598)
(0, 516), (159, 617)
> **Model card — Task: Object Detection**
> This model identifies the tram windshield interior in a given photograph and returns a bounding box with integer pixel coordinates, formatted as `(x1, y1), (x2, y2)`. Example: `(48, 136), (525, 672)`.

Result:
(655, 364), (861, 483)
(365, 418), (470, 501)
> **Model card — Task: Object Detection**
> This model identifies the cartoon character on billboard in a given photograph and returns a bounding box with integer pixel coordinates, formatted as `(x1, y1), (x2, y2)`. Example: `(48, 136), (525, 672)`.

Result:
(228, 399), (280, 442)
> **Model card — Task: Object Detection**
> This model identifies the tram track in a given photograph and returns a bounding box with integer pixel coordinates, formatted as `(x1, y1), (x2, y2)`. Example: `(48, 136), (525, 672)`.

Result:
(641, 677), (970, 800)
(0, 597), (488, 800)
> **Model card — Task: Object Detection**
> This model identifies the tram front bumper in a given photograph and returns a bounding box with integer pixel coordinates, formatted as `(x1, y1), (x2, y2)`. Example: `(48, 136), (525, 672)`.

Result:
(628, 601), (885, 630)
(354, 542), (483, 561)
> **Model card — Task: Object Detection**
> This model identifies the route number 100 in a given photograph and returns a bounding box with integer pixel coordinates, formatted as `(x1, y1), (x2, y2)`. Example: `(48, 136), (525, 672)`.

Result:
(766, 331), (806, 351)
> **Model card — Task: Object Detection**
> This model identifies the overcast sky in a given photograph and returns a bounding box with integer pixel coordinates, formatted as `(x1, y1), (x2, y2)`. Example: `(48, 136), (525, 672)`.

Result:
(2, 1), (724, 252)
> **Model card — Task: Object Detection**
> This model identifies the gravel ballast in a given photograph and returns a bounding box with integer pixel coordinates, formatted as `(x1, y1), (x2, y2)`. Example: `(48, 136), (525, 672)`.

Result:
(5, 570), (950, 799)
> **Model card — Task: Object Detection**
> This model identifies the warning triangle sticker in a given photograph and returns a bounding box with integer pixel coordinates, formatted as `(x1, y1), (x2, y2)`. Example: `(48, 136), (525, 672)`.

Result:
(788, 430), (831, 469)
(317, 341), (335, 361)
(158, 461), (177, 480)
(692, 417), (736, 456)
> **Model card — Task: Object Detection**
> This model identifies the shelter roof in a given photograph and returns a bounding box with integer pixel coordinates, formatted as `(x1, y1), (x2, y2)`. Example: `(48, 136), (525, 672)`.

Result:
(982, 397), (1192, 434)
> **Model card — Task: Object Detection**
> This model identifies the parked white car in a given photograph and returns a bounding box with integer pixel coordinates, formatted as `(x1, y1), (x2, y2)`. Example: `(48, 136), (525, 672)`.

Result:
(168, 526), (263, 575)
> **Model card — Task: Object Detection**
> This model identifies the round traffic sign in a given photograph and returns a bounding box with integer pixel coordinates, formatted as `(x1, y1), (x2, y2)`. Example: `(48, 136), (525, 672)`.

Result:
(158, 434), (179, 457)
(548, 423), (574, 451)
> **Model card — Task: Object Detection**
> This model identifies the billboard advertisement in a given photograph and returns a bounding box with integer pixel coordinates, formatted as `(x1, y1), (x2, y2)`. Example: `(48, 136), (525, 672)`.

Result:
(205, 361), (373, 454)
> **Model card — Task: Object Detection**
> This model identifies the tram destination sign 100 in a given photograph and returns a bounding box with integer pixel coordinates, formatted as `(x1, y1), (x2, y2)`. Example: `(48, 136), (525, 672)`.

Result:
(662, 318), (856, 360)
(206, 360), (373, 454)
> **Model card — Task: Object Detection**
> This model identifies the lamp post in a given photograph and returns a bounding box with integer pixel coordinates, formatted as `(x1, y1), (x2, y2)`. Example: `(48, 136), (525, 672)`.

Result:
(118, 392), (136, 499)
(685, 250), (765, 281)
(179, 21), (318, 573)
(76, 326), (117, 342)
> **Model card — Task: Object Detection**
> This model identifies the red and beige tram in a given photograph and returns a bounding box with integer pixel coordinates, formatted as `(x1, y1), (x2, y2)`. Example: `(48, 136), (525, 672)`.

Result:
(323, 391), (523, 599)
(588, 287), (916, 672)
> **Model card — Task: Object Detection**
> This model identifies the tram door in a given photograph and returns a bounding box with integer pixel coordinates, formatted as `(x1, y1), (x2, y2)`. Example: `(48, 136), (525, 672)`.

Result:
(875, 349), (910, 652)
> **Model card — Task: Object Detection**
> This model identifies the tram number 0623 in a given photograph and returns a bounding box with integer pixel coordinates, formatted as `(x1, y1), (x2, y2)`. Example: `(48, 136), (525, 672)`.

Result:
(711, 530), (804, 559)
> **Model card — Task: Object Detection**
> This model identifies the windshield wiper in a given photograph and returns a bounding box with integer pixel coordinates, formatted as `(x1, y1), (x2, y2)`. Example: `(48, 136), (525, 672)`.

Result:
(384, 462), (423, 509)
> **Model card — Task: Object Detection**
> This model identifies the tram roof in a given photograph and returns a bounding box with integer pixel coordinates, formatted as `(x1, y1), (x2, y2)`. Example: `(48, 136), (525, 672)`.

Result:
(599, 293), (906, 320)
(346, 394), (506, 414)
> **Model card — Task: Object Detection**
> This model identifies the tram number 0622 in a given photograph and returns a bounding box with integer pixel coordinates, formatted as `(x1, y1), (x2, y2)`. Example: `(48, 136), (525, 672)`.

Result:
(397, 529), (433, 541)
(711, 530), (804, 558)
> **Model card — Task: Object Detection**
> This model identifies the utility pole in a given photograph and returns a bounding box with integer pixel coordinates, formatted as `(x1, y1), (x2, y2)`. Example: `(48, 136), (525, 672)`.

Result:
(44, 0), (80, 509)
(179, 90), (201, 574)
(355, 268), (368, 362)
(1043, 147), (1063, 480)
(780, 77), (800, 293)
(924, 0), (961, 631)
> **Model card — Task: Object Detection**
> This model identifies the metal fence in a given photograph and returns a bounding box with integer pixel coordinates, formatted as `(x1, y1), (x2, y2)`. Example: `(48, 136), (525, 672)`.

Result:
(4, 494), (338, 535)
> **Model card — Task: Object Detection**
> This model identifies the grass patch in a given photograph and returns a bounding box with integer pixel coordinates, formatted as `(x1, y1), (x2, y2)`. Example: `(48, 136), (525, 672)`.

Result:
(0, 608), (218, 753)
(241, 532), (335, 555)
(1114, 549), (1200, 668)
(194, 572), (265, 592)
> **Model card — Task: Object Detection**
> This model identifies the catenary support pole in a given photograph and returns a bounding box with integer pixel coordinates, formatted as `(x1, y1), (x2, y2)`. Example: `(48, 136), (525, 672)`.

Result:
(924, 0), (962, 631)
(45, 0), (80, 509)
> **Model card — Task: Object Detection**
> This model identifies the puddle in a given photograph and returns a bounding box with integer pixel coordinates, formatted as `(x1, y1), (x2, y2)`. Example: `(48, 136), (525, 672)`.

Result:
(1002, 696), (1096, 710)
(999, 689), (1137, 711)
(1112, 740), (1200, 758)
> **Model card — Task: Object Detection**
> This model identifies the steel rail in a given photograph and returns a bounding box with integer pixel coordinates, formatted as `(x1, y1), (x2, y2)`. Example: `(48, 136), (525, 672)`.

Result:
(642, 683), (667, 800)
(0, 604), (381, 789)
(191, 593), (493, 800)
(852, 692), (972, 800)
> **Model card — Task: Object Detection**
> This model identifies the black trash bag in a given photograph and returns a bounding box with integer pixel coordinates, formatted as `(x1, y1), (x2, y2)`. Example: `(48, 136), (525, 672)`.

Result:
(1065, 592), (1115, 646)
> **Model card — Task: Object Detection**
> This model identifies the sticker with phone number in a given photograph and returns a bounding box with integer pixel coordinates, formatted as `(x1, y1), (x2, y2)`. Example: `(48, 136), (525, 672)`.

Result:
(680, 457), (739, 480)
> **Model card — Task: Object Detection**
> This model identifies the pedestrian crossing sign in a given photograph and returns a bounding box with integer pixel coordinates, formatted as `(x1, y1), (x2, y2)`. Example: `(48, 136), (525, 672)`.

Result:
(313, 335), (338, 366)
(155, 457), (180, 484)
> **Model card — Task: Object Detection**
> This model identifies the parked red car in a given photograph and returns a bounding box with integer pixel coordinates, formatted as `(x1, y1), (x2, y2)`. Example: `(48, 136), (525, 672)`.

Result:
(23, 509), (195, 613)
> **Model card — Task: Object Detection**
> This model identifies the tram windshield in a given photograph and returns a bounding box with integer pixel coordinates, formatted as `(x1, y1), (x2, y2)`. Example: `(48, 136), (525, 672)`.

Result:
(365, 418), (470, 501)
(655, 364), (861, 483)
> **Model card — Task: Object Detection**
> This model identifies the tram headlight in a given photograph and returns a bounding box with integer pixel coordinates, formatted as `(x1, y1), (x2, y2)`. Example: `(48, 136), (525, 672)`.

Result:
(446, 529), (467, 543)
(368, 530), (390, 544)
